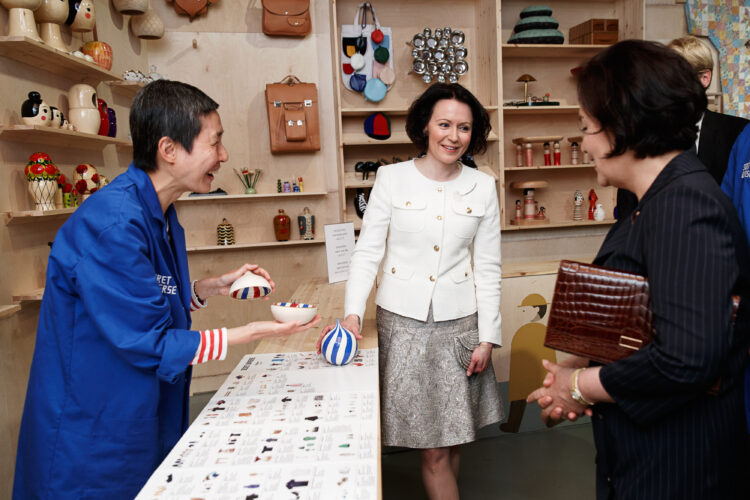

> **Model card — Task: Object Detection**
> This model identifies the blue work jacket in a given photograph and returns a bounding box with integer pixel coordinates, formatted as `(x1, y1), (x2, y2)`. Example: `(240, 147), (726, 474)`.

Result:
(13, 165), (201, 499)
(721, 123), (750, 432)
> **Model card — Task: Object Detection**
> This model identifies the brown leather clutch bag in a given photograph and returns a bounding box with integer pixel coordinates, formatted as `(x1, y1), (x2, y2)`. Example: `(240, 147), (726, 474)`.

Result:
(544, 260), (653, 364)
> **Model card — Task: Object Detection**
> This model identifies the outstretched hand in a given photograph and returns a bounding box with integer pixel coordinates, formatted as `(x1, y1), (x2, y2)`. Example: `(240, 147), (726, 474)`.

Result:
(195, 263), (276, 300)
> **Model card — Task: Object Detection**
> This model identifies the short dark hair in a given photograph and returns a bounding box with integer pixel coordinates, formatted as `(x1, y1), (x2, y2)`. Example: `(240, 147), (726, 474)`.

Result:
(130, 80), (219, 171)
(405, 83), (491, 156)
(577, 39), (707, 159)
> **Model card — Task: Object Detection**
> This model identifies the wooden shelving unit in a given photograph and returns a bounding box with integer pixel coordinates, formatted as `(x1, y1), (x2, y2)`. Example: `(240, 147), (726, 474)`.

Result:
(340, 104), (498, 117)
(176, 192), (327, 203)
(4, 208), (76, 226)
(503, 105), (580, 115)
(107, 80), (146, 99)
(187, 239), (325, 253)
(0, 304), (21, 319)
(503, 219), (615, 231)
(0, 36), (121, 82)
(0, 125), (132, 150)
(505, 164), (594, 171)
(502, 44), (609, 58)
(12, 288), (45, 304)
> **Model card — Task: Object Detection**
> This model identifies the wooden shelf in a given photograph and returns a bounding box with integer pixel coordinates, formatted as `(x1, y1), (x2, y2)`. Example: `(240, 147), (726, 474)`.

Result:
(12, 288), (44, 303)
(502, 44), (609, 59)
(0, 125), (132, 150)
(503, 105), (580, 115)
(176, 191), (327, 202)
(107, 80), (145, 99)
(505, 164), (594, 171)
(187, 239), (326, 253)
(342, 131), (499, 146)
(344, 165), (498, 189)
(4, 207), (75, 225)
(0, 36), (121, 82)
(340, 105), (499, 117)
(503, 219), (615, 231)
(0, 304), (21, 319)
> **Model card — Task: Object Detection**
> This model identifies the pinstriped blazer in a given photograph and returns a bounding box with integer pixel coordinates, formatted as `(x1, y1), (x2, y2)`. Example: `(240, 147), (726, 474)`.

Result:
(591, 151), (750, 499)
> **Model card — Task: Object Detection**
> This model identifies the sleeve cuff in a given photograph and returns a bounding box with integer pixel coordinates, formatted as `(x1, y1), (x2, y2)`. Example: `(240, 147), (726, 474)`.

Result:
(190, 327), (228, 365)
(190, 280), (207, 311)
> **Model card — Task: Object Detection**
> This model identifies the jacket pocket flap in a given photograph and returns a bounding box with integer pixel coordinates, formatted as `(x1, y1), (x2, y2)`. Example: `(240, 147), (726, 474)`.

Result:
(384, 262), (414, 280)
(450, 267), (472, 283)
(392, 196), (426, 210)
(452, 198), (484, 217)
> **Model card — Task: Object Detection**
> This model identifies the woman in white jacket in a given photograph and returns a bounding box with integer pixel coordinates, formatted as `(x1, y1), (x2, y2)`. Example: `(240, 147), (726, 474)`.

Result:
(318, 83), (503, 499)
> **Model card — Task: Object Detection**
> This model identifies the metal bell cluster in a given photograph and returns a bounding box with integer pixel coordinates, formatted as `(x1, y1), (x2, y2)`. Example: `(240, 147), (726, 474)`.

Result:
(410, 27), (468, 84)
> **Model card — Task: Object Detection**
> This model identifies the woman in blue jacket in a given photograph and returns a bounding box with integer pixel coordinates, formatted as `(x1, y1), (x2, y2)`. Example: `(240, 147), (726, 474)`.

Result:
(13, 80), (320, 499)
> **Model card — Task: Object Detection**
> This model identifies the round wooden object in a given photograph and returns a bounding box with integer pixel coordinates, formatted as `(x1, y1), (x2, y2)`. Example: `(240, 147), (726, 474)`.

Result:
(510, 180), (549, 190)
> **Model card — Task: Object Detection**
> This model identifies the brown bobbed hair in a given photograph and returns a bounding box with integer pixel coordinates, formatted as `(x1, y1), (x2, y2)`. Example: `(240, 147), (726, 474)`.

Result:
(405, 83), (491, 156)
(577, 39), (707, 159)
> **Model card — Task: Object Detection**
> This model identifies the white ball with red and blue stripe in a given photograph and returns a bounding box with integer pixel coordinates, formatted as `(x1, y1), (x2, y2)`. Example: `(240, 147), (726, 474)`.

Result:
(321, 319), (358, 366)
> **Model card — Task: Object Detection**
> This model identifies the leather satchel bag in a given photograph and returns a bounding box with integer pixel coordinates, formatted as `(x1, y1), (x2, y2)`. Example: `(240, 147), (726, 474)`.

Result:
(262, 0), (311, 37)
(544, 260), (653, 364)
(265, 75), (320, 154)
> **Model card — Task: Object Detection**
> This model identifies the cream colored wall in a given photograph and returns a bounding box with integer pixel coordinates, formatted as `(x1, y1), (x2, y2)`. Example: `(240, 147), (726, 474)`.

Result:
(0, 1), (688, 494)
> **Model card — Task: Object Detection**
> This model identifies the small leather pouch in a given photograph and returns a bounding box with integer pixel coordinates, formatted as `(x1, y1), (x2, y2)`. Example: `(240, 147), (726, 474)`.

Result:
(262, 0), (311, 37)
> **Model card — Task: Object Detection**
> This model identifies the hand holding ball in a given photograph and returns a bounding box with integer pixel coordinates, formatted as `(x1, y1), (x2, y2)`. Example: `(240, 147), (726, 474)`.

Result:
(320, 320), (358, 366)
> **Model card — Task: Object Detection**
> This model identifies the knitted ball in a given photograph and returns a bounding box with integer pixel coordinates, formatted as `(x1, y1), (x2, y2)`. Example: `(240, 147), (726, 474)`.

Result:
(321, 320), (358, 366)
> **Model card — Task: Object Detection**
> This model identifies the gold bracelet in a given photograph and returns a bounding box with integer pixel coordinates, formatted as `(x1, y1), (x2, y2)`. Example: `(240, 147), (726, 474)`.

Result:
(570, 367), (595, 406)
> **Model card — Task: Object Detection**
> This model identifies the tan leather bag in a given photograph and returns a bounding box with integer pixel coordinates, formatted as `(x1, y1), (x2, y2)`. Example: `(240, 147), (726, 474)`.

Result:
(265, 75), (320, 154)
(262, 0), (311, 37)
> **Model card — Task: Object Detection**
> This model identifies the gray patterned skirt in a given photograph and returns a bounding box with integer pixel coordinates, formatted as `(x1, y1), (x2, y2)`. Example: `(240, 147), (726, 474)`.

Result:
(377, 305), (504, 449)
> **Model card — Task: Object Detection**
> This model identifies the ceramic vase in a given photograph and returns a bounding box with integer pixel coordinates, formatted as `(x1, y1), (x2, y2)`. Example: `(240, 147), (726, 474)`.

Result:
(96, 99), (109, 136)
(107, 108), (117, 137)
(297, 207), (315, 240)
(81, 41), (113, 70)
(113, 0), (146, 15)
(68, 83), (99, 134)
(28, 178), (58, 211)
(320, 320), (358, 366)
(36, 0), (68, 51)
(65, 0), (95, 32)
(216, 218), (235, 246)
(130, 1), (164, 40)
(1, 0), (43, 41)
(593, 203), (606, 221)
(273, 209), (291, 241)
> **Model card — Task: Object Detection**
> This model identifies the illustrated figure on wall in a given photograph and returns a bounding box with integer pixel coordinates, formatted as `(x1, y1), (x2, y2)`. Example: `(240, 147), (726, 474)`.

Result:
(588, 189), (597, 220)
(500, 293), (557, 433)
(573, 189), (583, 220)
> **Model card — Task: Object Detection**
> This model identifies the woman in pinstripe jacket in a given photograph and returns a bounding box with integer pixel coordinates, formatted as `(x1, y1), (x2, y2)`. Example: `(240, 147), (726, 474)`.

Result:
(528, 40), (750, 499)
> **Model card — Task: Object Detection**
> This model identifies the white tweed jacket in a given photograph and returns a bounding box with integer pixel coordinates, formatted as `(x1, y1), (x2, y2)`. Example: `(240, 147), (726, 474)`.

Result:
(344, 160), (502, 345)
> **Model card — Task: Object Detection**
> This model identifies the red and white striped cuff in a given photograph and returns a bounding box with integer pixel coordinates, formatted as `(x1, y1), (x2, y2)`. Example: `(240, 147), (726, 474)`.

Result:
(190, 280), (207, 311)
(191, 327), (228, 365)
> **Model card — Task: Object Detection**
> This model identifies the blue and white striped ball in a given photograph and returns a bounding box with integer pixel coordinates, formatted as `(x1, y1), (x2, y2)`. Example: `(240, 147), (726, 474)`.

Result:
(321, 320), (358, 366)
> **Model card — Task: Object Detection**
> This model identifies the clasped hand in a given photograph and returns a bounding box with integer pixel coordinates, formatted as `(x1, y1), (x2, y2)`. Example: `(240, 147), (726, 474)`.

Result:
(526, 359), (593, 427)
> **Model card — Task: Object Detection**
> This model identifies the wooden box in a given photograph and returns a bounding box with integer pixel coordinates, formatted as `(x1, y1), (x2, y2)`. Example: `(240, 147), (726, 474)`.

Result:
(569, 18), (619, 45)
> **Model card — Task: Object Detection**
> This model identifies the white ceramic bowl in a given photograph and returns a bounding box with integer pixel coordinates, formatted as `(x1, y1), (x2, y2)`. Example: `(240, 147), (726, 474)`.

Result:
(229, 272), (272, 300)
(270, 302), (318, 324)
